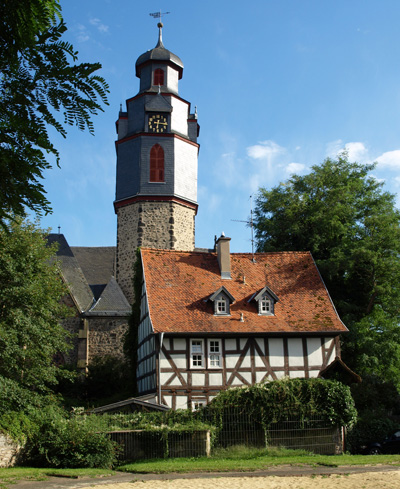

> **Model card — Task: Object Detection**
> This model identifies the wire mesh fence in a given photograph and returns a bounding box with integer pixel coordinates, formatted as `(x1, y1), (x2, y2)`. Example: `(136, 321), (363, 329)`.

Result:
(78, 407), (343, 460)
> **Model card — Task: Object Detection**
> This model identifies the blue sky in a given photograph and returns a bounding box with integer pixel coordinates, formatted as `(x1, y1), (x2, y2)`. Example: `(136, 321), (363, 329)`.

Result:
(37, 0), (400, 252)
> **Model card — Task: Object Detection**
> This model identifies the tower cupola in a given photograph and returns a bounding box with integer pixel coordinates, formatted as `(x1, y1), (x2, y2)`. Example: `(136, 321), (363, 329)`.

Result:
(135, 23), (183, 95)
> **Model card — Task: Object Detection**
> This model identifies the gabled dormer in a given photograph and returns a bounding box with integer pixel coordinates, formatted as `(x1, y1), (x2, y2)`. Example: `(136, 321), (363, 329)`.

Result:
(249, 286), (279, 316)
(209, 286), (235, 316)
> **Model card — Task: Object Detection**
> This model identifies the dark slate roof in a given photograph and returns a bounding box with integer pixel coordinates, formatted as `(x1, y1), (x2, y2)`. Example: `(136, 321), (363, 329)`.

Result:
(47, 235), (129, 316)
(86, 277), (131, 316)
(71, 246), (115, 299)
(145, 93), (173, 112)
(135, 29), (183, 78)
(48, 234), (94, 312)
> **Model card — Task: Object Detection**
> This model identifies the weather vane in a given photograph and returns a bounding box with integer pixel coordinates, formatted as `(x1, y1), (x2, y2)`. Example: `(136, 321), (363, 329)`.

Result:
(149, 10), (170, 24)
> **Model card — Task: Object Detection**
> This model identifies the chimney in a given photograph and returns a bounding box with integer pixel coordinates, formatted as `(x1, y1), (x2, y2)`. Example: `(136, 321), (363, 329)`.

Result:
(216, 233), (231, 279)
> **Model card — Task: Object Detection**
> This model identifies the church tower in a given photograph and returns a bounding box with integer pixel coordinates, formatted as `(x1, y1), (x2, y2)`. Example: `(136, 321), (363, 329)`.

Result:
(114, 23), (200, 302)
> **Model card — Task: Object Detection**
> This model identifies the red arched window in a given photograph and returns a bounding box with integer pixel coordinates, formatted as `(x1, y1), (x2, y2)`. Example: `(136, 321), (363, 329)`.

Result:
(154, 68), (164, 86)
(150, 144), (164, 182)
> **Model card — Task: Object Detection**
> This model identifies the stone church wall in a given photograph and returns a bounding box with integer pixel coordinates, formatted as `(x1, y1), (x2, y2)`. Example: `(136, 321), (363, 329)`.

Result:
(88, 318), (128, 362)
(116, 201), (195, 303)
(0, 434), (20, 468)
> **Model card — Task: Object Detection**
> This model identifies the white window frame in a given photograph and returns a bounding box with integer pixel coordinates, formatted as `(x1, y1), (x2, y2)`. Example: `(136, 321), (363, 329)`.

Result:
(190, 339), (204, 368)
(259, 294), (274, 315)
(208, 339), (222, 368)
(191, 399), (207, 411)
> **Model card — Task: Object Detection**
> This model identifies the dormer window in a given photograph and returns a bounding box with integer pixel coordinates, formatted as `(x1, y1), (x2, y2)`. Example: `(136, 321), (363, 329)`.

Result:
(208, 286), (235, 316)
(260, 297), (271, 314)
(154, 68), (164, 86)
(216, 298), (227, 314)
(249, 286), (279, 316)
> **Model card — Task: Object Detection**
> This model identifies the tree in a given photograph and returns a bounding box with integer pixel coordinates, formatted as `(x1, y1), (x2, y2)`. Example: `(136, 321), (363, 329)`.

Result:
(0, 218), (71, 393)
(0, 0), (109, 227)
(254, 155), (400, 383)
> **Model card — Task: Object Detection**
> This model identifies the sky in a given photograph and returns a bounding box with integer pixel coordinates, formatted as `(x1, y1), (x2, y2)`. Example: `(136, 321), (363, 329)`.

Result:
(36, 0), (400, 253)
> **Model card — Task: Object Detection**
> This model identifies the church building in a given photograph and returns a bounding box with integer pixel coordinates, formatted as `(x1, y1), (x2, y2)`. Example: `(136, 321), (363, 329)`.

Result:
(52, 23), (351, 410)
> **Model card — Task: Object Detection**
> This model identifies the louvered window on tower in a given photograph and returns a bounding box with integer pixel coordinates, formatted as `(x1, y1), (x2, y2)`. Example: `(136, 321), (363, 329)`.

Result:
(150, 144), (165, 182)
(154, 68), (164, 86)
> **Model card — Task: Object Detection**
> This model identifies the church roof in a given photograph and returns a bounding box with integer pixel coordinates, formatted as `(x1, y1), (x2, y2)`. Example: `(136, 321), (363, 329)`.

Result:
(140, 248), (348, 335)
(135, 26), (183, 78)
(48, 234), (129, 316)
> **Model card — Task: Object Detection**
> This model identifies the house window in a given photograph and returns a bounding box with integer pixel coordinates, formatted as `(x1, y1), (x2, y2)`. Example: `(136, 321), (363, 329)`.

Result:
(154, 68), (164, 86)
(150, 144), (164, 182)
(191, 339), (204, 368)
(260, 298), (271, 314)
(216, 297), (227, 314)
(208, 339), (221, 368)
(191, 399), (206, 411)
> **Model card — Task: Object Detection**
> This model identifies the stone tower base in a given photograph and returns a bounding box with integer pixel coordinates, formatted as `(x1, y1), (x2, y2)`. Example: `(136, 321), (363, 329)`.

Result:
(116, 200), (196, 303)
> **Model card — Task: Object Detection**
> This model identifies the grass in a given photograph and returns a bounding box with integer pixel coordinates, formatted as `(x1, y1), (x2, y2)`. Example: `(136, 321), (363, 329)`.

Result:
(0, 467), (114, 489)
(118, 446), (400, 474)
(2, 447), (400, 488)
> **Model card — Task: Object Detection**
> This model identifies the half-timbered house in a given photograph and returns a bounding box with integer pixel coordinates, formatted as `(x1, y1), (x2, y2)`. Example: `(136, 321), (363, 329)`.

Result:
(137, 234), (348, 410)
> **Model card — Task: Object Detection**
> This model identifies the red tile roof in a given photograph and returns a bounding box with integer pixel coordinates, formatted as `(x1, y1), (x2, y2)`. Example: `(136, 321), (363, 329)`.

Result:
(140, 248), (347, 335)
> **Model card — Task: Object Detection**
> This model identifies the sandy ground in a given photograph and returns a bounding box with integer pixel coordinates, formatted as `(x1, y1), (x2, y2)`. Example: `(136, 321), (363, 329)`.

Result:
(84, 471), (400, 489)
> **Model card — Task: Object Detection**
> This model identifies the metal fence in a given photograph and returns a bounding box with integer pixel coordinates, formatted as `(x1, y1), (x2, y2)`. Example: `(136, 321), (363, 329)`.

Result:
(78, 408), (343, 460)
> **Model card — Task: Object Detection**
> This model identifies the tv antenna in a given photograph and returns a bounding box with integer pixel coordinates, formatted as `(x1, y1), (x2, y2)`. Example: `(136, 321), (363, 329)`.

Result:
(149, 10), (170, 23)
(232, 195), (256, 263)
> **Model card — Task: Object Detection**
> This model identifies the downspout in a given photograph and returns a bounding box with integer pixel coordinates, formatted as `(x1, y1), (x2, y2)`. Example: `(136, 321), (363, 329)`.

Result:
(158, 332), (164, 404)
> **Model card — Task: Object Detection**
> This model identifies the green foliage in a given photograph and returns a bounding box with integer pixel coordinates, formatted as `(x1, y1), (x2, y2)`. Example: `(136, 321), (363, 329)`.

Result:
(0, 218), (71, 393)
(206, 378), (357, 427)
(22, 408), (118, 468)
(346, 413), (399, 454)
(0, 0), (109, 226)
(254, 155), (400, 385)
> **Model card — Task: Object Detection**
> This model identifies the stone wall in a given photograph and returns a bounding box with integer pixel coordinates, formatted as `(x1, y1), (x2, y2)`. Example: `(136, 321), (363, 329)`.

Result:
(116, 201), (195, 303)
(0, 434), (20, 468)
(88, 317), (128, 362)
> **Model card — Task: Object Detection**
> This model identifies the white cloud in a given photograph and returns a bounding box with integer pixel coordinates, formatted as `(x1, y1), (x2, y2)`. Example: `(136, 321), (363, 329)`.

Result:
(89, 18), (109, 33)
(344, 142), (368, 162)
(76, 24), (89, 42)
(285, 162), (306, 175)
(325, 140), (368, 162)
(247, 140), (285, 160)
(376, 150), (400, 170)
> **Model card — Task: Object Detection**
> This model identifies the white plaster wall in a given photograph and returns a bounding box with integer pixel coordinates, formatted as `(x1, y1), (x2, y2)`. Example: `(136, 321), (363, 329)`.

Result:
(225, 353), (239, 369)
(307, 338), (323, 365)
(240, 338), (247, 350)
(288, 338), (304, 367)
(324, 338), (335, 364)
(225, 339), (236, 351)
(170, 97), (188, 135)
(254, 350), (265, 368)
(209, 373), (223, 385)
(255, 338), (265, 354)
(241, 351), (251, 368)
(173, 338), (186, 350)
(173, 138), (198, 202)
(176, 396), (188, 410)
(164, 353), (186, 369)
(256, 371), (268, 383)
(192, 373), (205, 386)
(269, 338), (285, 367)
(163, 396), (172, 408)
(289, 370), (305, 378)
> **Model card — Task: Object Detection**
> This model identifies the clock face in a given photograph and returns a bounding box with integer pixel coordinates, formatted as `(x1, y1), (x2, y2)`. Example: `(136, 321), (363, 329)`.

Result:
(148, 114), (168, 133)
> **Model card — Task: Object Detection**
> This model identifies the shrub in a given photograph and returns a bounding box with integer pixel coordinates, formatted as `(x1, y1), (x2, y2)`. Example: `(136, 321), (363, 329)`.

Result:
(22, 408), (118, 468)
(205, 378), (357, 428)
(346, 411), (399, 453)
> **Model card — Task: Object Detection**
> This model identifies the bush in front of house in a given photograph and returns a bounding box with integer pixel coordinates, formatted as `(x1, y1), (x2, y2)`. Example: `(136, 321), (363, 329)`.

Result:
(22, 407), (118, 468)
